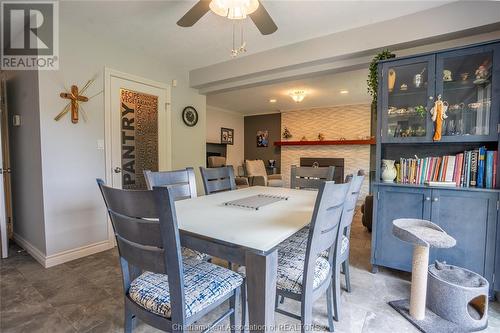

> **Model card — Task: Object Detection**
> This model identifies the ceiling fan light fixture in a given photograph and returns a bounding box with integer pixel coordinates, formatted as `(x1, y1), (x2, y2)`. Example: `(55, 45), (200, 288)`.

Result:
(289, 90), (306, 103)
(209, 0), (260, 20)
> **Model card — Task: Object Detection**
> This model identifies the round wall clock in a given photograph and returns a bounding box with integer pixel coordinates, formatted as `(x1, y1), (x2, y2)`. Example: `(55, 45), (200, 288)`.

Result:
(182, 106), (198, 127)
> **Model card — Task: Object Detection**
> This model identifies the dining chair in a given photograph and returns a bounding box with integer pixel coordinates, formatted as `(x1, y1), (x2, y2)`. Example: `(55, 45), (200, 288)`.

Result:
(97, 179), (243, 333)
(277, 173), (365, 322)
(144, 168), (197, 200)
(199, 166), (237, 195)
(290, 165), (335, 190)
(330, 173), (364, 321)
(275, 181), (349, 332)
(207, 157), (249, 189)
(144, 168), (209, 262)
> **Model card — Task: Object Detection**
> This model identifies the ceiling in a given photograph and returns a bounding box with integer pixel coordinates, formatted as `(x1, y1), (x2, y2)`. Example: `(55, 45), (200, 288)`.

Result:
(206, 68), (371, 115)
(64, 0), (452, 71)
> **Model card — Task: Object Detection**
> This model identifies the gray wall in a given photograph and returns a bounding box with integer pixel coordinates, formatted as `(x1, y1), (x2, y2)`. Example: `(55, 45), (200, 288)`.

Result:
(6, 70), (46, 254)
(244, 113), (281, 173)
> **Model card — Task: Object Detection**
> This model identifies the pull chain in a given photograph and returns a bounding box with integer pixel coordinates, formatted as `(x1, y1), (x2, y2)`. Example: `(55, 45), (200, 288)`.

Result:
(231, 20), (247, 57)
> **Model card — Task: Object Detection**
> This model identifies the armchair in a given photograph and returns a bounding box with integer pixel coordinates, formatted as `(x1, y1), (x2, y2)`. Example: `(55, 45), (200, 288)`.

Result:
(244, 159), (283, 187)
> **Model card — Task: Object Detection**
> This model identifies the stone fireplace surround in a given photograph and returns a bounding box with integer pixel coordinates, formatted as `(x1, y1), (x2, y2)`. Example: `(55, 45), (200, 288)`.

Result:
(280, 104), (371, 198)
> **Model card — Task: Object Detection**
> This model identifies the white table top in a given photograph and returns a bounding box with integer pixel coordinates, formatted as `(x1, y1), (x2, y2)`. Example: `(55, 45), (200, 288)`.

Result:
(175, 186), (317, 253)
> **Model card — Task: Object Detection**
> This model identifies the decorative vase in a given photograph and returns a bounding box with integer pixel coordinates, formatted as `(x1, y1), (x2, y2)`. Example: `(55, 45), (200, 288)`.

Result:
(388, 69), (396, 92)
(381, 159), (397, 183)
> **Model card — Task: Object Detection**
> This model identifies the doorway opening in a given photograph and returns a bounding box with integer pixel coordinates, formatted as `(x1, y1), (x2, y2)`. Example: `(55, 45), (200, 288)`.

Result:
(0, 71), (14, 258)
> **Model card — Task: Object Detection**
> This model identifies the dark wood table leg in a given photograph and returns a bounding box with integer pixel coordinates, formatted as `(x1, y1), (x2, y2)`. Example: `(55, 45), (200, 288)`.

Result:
(245, 250), (278, 333)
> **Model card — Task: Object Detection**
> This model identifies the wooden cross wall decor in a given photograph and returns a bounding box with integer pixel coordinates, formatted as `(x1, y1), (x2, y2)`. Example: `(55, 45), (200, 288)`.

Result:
(55, 79), (96, 124)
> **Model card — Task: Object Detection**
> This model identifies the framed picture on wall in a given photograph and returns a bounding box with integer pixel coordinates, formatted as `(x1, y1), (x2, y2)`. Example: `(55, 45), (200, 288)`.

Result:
(221, 127), (234, 145)
(256, 130), (269, 147)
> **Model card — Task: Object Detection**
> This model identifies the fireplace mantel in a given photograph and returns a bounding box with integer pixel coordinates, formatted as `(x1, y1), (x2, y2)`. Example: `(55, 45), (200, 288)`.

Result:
(274, 138), (375, 146)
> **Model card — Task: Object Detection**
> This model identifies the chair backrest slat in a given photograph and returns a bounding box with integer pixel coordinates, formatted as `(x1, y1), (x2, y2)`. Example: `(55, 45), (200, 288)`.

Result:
(290, 166), (335, 190)
(200, 166), (236, 195)
(302, 182), (349, 293)
(99, 186), (158, 218)
(108, 212), (162, 247)
(115, 236), (166, 273)
(144, 168), (197, 200)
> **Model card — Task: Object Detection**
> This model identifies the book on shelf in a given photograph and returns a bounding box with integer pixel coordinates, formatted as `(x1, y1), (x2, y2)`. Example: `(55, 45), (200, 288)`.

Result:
(477, 147), (486, 188)
(486, 151), (495, 189)
(394, 147), (497, 189)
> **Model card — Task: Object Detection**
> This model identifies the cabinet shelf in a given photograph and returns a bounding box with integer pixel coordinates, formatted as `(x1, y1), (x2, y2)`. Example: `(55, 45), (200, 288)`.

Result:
(389, 90), (428, 98)
(373, 181), (500, 193)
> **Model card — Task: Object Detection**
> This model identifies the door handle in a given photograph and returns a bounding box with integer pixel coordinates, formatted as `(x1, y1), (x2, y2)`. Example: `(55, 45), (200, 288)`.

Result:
(425, 197), (431, 201)
(114, 167), (122, 174)
(433, 197), (439, 202)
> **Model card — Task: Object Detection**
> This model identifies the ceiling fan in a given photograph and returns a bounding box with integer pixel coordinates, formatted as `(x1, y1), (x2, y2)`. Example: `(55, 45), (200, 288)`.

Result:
(177, 0), (278, 35)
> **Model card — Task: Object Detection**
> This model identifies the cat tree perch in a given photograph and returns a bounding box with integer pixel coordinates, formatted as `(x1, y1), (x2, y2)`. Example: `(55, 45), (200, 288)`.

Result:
(391, 219), (457, 319)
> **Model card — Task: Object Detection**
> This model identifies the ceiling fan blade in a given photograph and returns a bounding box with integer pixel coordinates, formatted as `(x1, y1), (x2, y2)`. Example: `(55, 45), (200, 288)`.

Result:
(177, 0), (211, 27)
(249, 1), (277, 35)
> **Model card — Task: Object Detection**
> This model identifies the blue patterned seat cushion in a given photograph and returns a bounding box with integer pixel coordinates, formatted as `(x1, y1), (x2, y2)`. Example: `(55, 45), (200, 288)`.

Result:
(181, 247), (210, 261)
(278, 227), (349, 258)
(128, 259), (243, 318)
(277, 249), (330, 294)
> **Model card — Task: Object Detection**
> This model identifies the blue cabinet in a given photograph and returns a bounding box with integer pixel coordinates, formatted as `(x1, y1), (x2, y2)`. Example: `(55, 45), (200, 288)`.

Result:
(431, 190), (497, 283)
(372, 184), (498, 294)
(373, 40), (500, 294)
(373, 186), (431, 271)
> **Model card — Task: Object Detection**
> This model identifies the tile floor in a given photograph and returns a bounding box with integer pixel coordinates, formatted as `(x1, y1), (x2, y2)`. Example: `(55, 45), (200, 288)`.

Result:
(1, 212), (499, 332)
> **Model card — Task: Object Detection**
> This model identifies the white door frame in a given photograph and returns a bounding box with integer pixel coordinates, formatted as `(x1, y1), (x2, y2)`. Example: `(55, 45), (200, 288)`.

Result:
(0, 77), (8, 258)
(103, 67), (172, 244)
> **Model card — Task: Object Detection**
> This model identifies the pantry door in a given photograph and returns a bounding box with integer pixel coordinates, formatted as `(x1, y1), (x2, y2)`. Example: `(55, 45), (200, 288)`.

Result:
(105, 68), (171, 190)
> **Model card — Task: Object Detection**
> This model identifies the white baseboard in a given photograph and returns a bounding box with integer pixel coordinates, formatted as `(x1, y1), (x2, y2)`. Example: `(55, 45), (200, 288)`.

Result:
(13, 233), (115, 268)
(45, 240), (114, 268)
(13, 233), (46, 267)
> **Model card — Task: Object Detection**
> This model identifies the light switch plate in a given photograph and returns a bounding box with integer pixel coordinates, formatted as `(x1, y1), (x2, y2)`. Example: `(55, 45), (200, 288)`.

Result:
(97, 139), (105, 150)
(12, 115), (21, 126)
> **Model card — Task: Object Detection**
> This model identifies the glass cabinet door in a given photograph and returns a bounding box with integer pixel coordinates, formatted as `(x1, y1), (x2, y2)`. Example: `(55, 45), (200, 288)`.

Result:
(381, 55), (435, 143)
(436, 45), (499, 141)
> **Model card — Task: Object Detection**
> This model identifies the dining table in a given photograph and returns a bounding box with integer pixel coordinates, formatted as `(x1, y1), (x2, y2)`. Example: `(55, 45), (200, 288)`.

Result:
(174, 185), (318, 333)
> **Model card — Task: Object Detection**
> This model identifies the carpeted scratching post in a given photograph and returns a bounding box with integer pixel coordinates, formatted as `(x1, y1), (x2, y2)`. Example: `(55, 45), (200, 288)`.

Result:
(410, 244), (429, 320)
(389, 218), (457, 333)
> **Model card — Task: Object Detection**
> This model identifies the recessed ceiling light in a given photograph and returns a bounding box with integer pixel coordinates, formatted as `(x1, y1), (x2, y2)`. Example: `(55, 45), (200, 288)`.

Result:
(269, 99), (277, 103)
(340, 89), (349, 94)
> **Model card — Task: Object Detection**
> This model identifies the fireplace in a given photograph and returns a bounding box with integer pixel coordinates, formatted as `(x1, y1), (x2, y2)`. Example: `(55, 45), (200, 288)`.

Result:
(300, 157), (344, 184)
